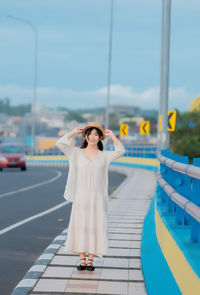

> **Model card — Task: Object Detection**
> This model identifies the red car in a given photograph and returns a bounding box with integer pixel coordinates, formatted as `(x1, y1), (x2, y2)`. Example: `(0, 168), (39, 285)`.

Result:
(0, 143), (27, 171)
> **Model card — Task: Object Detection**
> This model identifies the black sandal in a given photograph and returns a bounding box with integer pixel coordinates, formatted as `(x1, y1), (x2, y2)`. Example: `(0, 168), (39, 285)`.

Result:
(86, 258), (95, 271)
(77, 258), (87, 270)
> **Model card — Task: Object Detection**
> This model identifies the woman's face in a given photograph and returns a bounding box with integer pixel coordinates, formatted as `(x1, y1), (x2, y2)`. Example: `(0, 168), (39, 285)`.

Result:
(86, 128), (101, 146)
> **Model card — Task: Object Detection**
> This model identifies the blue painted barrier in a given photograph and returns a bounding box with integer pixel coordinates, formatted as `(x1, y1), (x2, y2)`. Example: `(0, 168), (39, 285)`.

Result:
(158, 148), (200, 244)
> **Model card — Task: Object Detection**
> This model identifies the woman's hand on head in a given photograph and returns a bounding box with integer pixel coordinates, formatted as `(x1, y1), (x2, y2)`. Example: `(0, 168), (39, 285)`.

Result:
(104, 129), (113, 137)
(72, 127), (84, 135)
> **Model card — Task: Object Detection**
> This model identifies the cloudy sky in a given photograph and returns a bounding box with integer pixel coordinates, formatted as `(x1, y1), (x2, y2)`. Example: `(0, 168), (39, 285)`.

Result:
(0, 0), (199, 112)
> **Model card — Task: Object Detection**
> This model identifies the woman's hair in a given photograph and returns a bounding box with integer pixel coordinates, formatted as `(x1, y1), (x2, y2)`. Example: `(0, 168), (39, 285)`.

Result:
(80, 127), (104, 150)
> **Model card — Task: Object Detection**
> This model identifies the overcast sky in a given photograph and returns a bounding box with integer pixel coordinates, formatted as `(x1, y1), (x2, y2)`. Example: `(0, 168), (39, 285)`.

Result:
(0, 0), (200, 112)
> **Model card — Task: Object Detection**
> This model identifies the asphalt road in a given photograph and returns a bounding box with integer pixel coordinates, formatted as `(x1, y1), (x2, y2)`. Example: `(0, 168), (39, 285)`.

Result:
(0, 166), (126, 295)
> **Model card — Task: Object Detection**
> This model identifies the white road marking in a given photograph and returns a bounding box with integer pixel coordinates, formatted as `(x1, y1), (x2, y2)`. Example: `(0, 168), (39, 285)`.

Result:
(0, 169), (62, 199)
(0, 200), (70, 235)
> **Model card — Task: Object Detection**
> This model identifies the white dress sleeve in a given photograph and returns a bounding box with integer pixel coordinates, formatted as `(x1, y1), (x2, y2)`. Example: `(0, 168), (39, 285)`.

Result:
(55, 133), (76, 156)
(106, 140), (126, 163)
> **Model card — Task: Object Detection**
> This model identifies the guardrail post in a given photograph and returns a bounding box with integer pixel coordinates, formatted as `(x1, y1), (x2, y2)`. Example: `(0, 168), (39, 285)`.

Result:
(173, 153), (191, 226)
(191, 158), (200, 243)
(161, 149), (175, 214)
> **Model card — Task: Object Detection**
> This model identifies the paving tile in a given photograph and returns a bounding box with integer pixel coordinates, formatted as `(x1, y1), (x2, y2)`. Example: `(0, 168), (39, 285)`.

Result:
(42, 266), (74, 277)
(109, 233), (139, 240)
(109, 240), (131, 248)
(71, 267), (101, 280)
(109, 228), (141, 234)
(115, 223), (143, 227)
(130, 248), (141, 256)
(100, 268), (129, 280)
(129, 258), (141, 268)
(97, 280), (128, 294)
(128, 282), (147, 295)
(129, 269), (144, 281)
(32, 278), (68, 292)
(130, 241), (141, 248)
(109, 224), (143, 229)
(107, 248), (130, 257)
(108, 214), (138, 217)
(65, 279), (98, 293)
(111, 218), (144, 223)
(103, 257), (129, 268)
(57, 246), (74, 254)
(132, 228), (143, 234)
(50, 255), (79, 265)
(92, 256), (104, 266)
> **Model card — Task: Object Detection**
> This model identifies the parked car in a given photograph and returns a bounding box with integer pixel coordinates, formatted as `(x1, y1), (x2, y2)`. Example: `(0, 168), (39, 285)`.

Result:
(0, 143), (27, 171)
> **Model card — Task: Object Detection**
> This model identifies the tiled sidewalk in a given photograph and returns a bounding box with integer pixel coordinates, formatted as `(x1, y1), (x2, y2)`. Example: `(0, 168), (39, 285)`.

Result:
(20, 166), (156, 295)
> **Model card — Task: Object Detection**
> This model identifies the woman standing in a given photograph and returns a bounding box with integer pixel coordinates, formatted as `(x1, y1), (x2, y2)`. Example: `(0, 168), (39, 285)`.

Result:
(56, 122), (126, 271)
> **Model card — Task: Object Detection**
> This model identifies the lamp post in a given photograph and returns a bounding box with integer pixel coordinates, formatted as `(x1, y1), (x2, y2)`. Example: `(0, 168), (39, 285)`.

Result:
(160, 0), (171, 149)
(157, 0), (165, 153)
(7, 15), (38, 156)
(105, 0), (114, 149)
(158, 0), (171, 151)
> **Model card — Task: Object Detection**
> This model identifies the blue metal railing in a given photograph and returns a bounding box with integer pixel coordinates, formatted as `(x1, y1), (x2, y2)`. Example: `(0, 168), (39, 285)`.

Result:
(157, 148), (200, 243)
(28, 143), (157, 158)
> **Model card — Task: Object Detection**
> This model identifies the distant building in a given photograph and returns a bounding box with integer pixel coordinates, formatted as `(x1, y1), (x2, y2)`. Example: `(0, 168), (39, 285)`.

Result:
(31, 102), (68, 129)
(0, 114), (19, 140)
(119, 116), (144, 126)
(82, 113), (105, 125)
(110, 104), (140, 118)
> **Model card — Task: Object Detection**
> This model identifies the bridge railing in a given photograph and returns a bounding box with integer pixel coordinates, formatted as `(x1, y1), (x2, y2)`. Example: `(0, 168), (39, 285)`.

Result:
(157, 149), (200, 243)
(27, 143), (157, 158)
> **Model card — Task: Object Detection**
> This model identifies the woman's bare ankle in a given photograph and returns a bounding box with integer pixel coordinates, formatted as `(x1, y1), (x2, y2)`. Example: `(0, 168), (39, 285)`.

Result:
(79, 252), (86, 265)
(87, 253), (95, 265)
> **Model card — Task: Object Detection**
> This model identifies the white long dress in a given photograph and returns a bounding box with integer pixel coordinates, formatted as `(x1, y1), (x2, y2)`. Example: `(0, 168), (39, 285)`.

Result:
(58, 137), (126, 258)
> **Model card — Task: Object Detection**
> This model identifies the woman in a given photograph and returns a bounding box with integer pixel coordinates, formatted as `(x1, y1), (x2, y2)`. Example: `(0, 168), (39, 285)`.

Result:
(56, 122), (126, 271)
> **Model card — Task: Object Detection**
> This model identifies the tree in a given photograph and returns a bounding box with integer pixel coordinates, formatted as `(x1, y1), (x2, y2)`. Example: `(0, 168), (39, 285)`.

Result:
(65, 111), (87, 123)
(170, 110), (200, 161)
(0, 97), (31, 116)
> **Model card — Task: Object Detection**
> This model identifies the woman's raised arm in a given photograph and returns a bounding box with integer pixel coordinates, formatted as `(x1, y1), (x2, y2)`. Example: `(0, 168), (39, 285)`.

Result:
(105, 130), (126, 163)
(56, 128), (83, 156)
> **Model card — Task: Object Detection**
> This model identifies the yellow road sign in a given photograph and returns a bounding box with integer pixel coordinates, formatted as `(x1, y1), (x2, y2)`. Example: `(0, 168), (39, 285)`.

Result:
(159, 110), (177, 132)
(120, 124), (128, 136)
(168, 110), (176, 131)
(159, 115), (162, 131)
(140, 121), (150, 135)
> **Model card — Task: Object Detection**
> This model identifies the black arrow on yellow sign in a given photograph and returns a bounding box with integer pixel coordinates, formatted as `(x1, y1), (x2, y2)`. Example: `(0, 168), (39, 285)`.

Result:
(168, 110), (176, 131)
(120, 124), (128, 136)
(159, 110), (177, 132)
(122, 125), (126, 135)
(168, 112), (173, 129)
(143, 122), (147, 133)
(140, 121), (150, 135)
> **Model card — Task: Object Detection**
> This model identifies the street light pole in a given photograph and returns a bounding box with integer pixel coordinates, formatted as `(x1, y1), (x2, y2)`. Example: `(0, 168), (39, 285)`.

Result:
(158, 0), (171, 150)
(105, 0), (114, 149)
(157, 0), (165, 153)
(7, 15), (38, 156)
